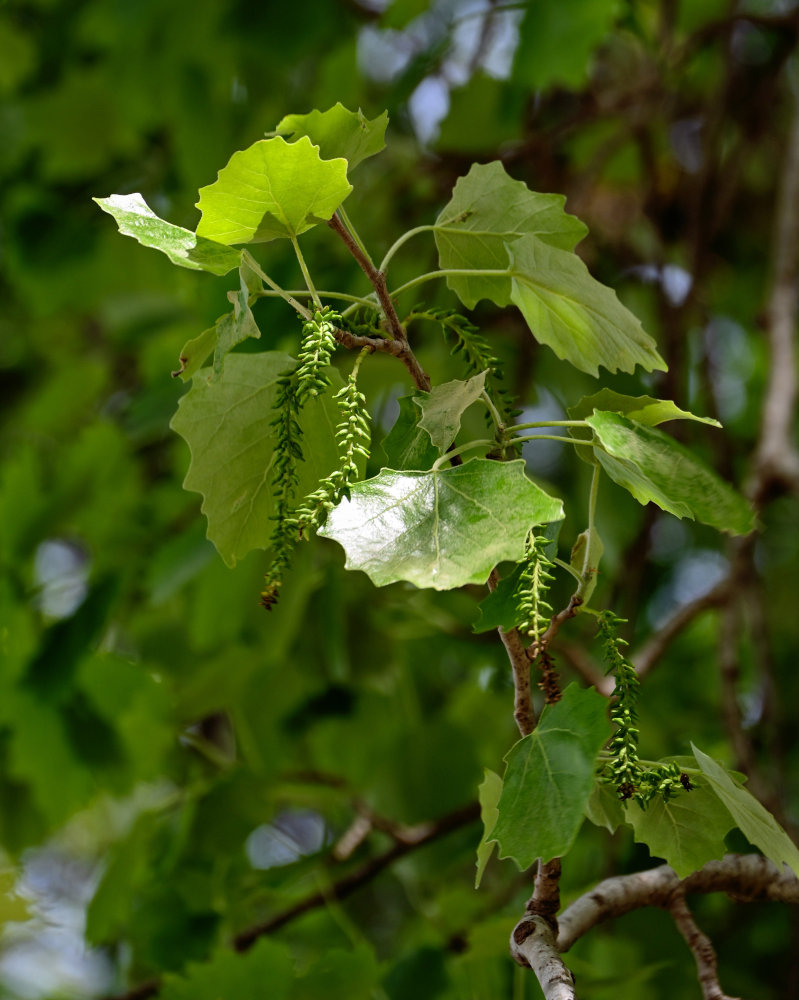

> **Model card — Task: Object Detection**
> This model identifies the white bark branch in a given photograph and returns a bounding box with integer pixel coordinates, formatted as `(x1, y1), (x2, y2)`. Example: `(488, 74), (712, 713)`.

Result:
(668, 890), (741, 1000)
(511, 916), (576, 1000)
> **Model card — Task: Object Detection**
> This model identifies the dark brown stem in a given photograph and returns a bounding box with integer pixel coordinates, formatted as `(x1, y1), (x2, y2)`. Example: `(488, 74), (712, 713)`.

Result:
(328, 213), (431, 391)
(668, 890), (740, 1000)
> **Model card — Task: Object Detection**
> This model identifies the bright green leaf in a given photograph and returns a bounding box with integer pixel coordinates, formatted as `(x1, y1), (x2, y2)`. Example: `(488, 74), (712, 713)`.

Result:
(213, 261), (261, 376)
(568, 389), (721, 428)
(94, 194), (241, 275)
(623, 781), (733, 878)
(509, 236), (666, 376)
(475, 768), (503, 888)
(170, 352), (342, 567)
(195, 135), (352, 245)
(381, 394), (440, 471)
(415, 371), (487, 452)
(434, 161), (588, 308)
(490, 685), (610, 867)
(319, 459), (564, 590)
(275, 103), (388, 170)
(693, 744), (799, 877)
(173, 326), (217, 382)
(586, 411), (756, 534)
(160, 938), (293, 1000)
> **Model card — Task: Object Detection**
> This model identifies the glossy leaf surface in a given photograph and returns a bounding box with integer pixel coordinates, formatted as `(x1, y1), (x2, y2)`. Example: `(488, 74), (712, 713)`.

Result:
(319, 459), (563, 590)
(586, 411), (755, 534)
(94, 194), (242, 275)
(195, 136), (352, 244)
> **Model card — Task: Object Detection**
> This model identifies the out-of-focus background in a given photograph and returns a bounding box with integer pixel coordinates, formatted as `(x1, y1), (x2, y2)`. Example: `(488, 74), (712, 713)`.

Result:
(2, 1), (799, 997)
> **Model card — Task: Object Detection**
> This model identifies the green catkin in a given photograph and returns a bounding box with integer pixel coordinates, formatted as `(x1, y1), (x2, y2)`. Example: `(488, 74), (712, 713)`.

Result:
(295, 307), (341, 400)
(517, 532), (556, 644)
(597, 611), (686, 806)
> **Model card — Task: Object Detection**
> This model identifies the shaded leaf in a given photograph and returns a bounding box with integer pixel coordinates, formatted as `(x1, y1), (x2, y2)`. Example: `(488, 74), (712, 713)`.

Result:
(160, 938), (293, 1000)
(195, 135), (352, 245)
(475, 768), (502, 888)
(275, 103), (388, 170)
(471, 563), (526, 634)
(213, 261), (261, 376)
(381, 394), (441, 471)
(584, 781), (625, 834)
(415, 371), (487, 452)
(568, 389), (721, 428)
(586, 411), (755, 534)
(319, 459), (563, 590)
(624, 781), (733, 878)
(94, 194), (241, 275)
(170, 353), (342, 566)
(693, 744), (799, 877)
(509, 237), (666, 376)
(490, 685), (610, 867)
(295, 943), (380, 1000)
(434, 161), (587, 308)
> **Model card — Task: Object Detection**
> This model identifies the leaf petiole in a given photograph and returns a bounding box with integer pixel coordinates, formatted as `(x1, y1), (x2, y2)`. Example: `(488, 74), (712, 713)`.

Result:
(242, 251), (312, 320)
(379, 225), (437, 274)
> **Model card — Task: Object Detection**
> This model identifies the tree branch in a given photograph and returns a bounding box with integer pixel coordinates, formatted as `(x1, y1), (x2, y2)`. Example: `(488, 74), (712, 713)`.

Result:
(510, 915), (576, 1000)
(667, 890), (741, 1000)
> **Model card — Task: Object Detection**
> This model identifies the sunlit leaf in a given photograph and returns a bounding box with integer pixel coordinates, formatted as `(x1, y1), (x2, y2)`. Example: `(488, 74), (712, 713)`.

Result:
(586, 411), (756, 534)
(170, 352), (342, 566)
(490, 685), (610, 867)
(434, 161), (588, 308)
(275, 103), (388, 170)
(693, 745), (799, 877)
(509, 237), (666, 376)
(195, 135), (352, 244)
(568, 389), (721, 427)
(94, 194), (242, 275)
(319, 459), (564, 590)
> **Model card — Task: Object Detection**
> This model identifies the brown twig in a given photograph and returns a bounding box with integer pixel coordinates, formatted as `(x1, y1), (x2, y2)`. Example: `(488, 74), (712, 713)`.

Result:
(668, 890), (741, 1000)
(488, 568), (537, 735)
(328, 213), (431, 392)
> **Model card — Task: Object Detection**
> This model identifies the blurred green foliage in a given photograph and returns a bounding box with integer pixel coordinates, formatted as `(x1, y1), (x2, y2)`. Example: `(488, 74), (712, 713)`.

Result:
(1, 0), (799, 997)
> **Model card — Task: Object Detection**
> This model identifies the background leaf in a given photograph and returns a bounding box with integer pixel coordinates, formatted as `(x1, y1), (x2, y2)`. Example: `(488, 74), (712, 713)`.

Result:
(319, 459), (564, 590)
(475, 768), (503, 889)
(195, 135), (352, 244)
(415, 371), (487, 452)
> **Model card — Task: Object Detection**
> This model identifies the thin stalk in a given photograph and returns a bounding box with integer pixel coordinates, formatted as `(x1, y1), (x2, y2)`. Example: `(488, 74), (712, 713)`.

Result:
(431, 439), (494, 470)
(390, 268), (510, 299)
(481, 390), (504, 431)
(379, 225), (437, 273)
(291, 235), (322, 309)
(253, 289), (379, 310)
(242, 251), (312, 320)
(509, 419), (589, 432)
(553, 558), (582, 584)
(581, 462), (601, 586)
(337, 207), (375, 268)
(511, 434), (581, 446)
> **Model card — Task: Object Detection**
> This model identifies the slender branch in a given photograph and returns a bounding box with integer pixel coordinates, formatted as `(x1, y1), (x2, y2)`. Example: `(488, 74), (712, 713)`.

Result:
(254, 288), (378, 309)
(527, 594), (584, 661)
(668, 890), (740, 1000)
(337, 206), (375, 268)
(751, 81), (799, 501)
(557, 854), (799, 952)
(488, 568), (536, 735)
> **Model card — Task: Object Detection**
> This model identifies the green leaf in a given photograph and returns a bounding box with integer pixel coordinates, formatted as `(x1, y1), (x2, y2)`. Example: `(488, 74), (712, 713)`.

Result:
(471, 563), (526, 634)
(434, 161), (588, 308)
(570, 527), (603, 602)
(584, 781), (625, 833)
(195, 135), (352, 245)
(508, 236), (666, 376)
(490, 685), (610, 868)
(415, 371), (487, 452)
(623, 780), (733, 878)
(295, 943), (380, 1000)
(160, 938), (293, 1000)
(514, 0), (622, 90)
(318, 459), (564, 590)
(381, 394), (440, 471)
(170, 352), (342, 567)
(692, 745), (799, 877)
(475, 768), (503, 888)
(275, 103), (388, 170)
(173, 326), (217, 382)
(213, 261), (261, 376)
(94, 194), (242, 275)
(568, 389), (721, 428)
(586, 411), (756, 535)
